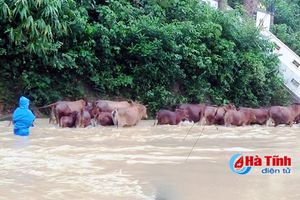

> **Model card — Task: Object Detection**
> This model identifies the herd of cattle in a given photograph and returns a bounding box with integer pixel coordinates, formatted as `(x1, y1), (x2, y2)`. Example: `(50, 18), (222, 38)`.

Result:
(39, 99), (147, 128)
(39, 99), (300, 128)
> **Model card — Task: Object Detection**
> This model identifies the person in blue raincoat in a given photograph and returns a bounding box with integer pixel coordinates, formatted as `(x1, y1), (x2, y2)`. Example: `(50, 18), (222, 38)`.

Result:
(12, 96), (36, 136)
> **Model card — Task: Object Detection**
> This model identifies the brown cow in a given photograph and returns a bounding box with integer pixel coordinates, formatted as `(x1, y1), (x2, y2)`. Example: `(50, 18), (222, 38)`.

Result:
(201, 106), (218, 125)
(224, 108), (256, 126)
(269, 104), (300, 126)
(60, 112), (78, 128)
(253, 108), (270, 125)
(54, 103), (72, 127)
(94, 100), (133, 112)
(90, 101), (100, 120)
(112, 102), (147, 127)
(58, 101), (86, 127)
(91, 100), (137, 124)
(214, 104), (236, 125)
(238, 107), (270, 125)
(82, 109), (92, 127)
(294, 114), (300, 124)
(177, 103), (205, 122)
(96, 112), (114, 126)
(85, 102), (95, 118)
(155, 109), (189, 125)
(46, 100), (86, 127)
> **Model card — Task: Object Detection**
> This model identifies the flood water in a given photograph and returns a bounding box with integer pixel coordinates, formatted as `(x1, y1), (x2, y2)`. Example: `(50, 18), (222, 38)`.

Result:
(0, 119), (299, 200)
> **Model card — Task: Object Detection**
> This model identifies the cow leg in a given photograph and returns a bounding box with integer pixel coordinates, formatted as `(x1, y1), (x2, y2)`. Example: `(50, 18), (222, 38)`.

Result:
(153, 120), (157, 126)
(51, 106), (58, 125)
(74, 114), (79, 128)
(78, 113), (82, 128)
(199, 117), (206, 126)
(224, 120), (230, 127)
(92, 118), (96, 127)
(111, 110), (118, 127)
(49, 109), (55, 124)
(56, 112), (61, 127)
(266, 117), (273, 126)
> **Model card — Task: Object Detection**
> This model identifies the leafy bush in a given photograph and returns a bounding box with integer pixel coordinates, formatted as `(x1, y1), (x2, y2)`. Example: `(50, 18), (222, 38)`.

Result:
(0, 0), (289, 116)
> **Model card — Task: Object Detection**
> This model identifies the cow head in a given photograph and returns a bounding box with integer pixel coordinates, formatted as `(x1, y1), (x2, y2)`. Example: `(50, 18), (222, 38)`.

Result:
(139, 104), (148, 119)
(224, 103), (236, 111)
(130, 101), (148, 119)
(175, 108), (189, 120)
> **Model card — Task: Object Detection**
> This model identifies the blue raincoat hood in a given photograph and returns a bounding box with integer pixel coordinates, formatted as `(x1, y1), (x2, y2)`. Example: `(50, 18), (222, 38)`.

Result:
(19, 96), (30, 109)
(12, 96), (36, 136)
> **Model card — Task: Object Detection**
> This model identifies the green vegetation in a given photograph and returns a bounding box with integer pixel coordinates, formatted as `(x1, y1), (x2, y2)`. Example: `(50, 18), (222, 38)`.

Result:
(228, 0), (300, 55)
(267, 0), (300, 55)
(0, 0), (289, 115)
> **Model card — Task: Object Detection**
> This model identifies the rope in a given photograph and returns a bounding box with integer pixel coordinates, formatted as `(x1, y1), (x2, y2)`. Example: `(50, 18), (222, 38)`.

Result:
(183, 122), (195, 141)
(185, 124), (205, 163)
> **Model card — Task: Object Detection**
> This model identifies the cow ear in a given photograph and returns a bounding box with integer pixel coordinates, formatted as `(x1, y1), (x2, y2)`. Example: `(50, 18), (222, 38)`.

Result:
(127, 100), (133, 104)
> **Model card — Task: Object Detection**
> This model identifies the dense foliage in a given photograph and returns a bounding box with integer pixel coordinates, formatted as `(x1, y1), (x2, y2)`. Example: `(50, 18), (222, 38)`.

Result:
(228, 0), (300, 55)
(267, 0), (300, 55)
(0, 0), (289, 115)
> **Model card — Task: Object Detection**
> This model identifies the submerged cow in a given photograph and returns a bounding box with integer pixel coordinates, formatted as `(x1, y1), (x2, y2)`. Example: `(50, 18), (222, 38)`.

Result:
(96, 112), (114, 126)
(201, 106), (218, 125)
(155, 109), (189, 125)
(94, 100), (133, 113)
(200, 104), (235, 125)
(60, 111), (78, 128)
(224, 108), (256, 126)
(177, 103), (205, 123)
(40, 99), (86, 127)
(112, 102), (147, 127)
(238, 107), (270, 125)
(269, 104), (300, 126)
(214, 104), (236, 125)
(91, 100), (142, 126)
(82, 109), (92, 128)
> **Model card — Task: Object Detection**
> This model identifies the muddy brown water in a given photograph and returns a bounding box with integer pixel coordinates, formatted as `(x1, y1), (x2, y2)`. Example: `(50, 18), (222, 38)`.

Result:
(0, 119), (299, 200)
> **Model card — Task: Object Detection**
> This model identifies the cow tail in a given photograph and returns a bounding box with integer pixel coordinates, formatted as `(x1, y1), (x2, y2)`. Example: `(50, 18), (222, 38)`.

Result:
(37, 102), (57, 109)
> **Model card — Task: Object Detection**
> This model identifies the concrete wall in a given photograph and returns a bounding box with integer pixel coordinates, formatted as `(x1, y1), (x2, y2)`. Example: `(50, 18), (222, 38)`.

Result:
(261, 30), (300, 98)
